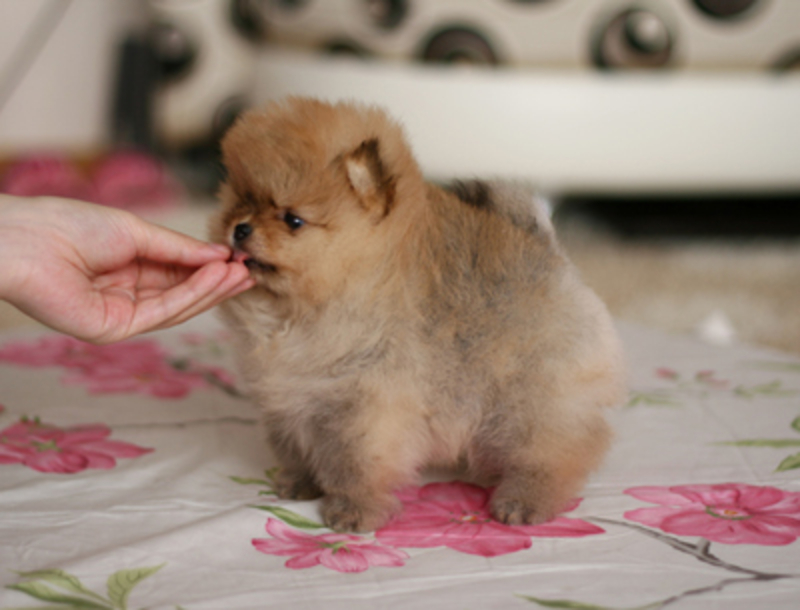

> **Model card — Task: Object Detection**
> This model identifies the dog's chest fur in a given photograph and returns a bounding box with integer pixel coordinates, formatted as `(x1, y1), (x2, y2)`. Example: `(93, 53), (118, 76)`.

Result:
(225, 282), (491, 464)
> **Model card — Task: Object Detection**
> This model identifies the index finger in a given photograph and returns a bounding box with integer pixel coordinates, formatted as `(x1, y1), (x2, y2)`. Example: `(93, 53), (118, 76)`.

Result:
(126, 214), (231, 268)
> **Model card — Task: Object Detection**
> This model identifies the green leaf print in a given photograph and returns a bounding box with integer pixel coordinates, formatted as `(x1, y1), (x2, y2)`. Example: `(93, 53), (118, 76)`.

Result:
(230, 468), (279, 494)
(5, 581), (111, 609)
(517, 597), (611, 609)
(720, 439), (800, 448)
(516, 595), (658, 610)
(776, 452), (800, 472)
(251, 505), (326, 530)
(13, 570), (108, 605)
(718, 413), (800, 472)
(106, 565), (163, 610)
(750, 361), (800, 374)
(5, 564), (171, 610)
(626, 391), (681, 408)
(517, 595), (661, 610)
(229, 475), (274, 486)
(734, 380), (799, 399)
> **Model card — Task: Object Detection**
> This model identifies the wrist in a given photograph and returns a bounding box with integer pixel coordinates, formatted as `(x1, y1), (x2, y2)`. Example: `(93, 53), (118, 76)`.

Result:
(0, 196), (17, 300)
(0, 195), (36, 302)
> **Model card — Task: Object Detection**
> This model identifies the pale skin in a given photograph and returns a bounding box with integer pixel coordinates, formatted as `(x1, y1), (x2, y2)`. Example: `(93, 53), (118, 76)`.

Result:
(0, 195), (254, 344)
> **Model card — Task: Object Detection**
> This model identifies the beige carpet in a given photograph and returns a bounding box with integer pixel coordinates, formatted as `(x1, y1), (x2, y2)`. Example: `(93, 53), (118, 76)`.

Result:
(556, 213), (800, 356)
(1, 202), (798, 356)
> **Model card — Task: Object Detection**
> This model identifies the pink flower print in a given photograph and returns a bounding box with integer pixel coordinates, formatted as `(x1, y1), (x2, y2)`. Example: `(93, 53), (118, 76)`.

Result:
(0, 418), (152, 474)
(0, 335), (85, 367)
(624, 483), (800, 546)
(0, 335), (163, 370)
(655, 367), (679, 381)
(184, 361), (237, 388)
(91, 150), (181, 213)
(0, 336), (231, 398)
(374, 481), (603, 557)
(0, 154), (94, 201)
(694, 370), (729, 389)
(180, 333), (208, 346)
(63, 355), (210, 398)
(252, 519), (408, 573)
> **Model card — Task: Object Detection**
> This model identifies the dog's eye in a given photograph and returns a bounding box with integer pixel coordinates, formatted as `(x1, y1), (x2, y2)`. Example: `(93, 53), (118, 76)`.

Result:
(282, 211), (306, 231)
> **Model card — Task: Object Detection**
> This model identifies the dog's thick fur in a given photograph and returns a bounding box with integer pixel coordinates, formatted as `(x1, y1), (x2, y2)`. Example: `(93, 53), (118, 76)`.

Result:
(210, 97), (626, 532)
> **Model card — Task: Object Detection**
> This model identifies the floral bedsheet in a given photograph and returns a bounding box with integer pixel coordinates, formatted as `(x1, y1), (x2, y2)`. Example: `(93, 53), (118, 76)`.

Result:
(1, 315), (799, 610)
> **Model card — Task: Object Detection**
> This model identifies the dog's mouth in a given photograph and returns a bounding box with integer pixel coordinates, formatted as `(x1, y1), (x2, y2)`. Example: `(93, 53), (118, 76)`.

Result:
(231, 249), (277, 274)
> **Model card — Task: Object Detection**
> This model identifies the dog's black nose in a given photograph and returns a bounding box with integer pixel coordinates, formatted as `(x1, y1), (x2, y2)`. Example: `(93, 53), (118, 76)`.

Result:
(233, 223), (253, 243)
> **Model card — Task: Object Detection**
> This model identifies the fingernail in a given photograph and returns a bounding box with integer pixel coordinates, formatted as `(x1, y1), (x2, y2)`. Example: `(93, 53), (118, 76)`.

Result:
(210, 244), (230, 256)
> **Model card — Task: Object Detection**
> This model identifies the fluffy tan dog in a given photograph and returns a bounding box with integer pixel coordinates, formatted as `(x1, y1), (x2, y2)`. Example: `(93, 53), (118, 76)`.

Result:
(210, 97), (626, 532)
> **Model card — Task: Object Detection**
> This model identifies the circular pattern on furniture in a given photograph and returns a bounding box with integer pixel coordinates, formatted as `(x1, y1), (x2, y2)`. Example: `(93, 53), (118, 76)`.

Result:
(365, 0), (408, 30)
(230, 0), (269, 42)
(324, 40), (371, 59)
(593, 9), (673, 70)
(150, 21), (196, 80)
(692, 0), (759, 19)
(773, 47), (800, 71)
(421, 28), (498, 66)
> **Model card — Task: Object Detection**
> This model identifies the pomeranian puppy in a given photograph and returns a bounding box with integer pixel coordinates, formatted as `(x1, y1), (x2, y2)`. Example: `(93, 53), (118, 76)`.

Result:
(210, 97), (626, 532)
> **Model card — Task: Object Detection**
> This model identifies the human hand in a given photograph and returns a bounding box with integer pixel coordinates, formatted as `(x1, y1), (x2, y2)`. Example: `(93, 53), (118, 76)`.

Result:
(0, 195), (254, 343)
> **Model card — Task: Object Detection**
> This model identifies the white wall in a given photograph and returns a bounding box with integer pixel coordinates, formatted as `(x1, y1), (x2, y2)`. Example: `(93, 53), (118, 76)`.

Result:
(0, 0), (145, 155)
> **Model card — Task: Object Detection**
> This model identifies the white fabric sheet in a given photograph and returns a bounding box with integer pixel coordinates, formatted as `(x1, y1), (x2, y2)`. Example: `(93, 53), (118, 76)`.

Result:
(1, 315), (799, 609)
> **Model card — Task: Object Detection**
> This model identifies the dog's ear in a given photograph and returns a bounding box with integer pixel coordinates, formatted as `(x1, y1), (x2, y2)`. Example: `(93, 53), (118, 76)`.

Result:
(344, 138), (395, 221)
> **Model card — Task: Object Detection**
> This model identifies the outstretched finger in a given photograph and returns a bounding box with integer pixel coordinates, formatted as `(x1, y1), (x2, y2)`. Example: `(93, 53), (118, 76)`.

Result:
(127, 215), (231, 268)
(128, 261), (253, 336)
(150, 266), (255, 331)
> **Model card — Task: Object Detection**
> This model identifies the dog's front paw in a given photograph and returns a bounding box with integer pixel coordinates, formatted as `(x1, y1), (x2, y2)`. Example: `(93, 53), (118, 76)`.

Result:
(273, 470), (323, 501)
(320, 495), (393, 533)
(490, 493), (553, 526)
